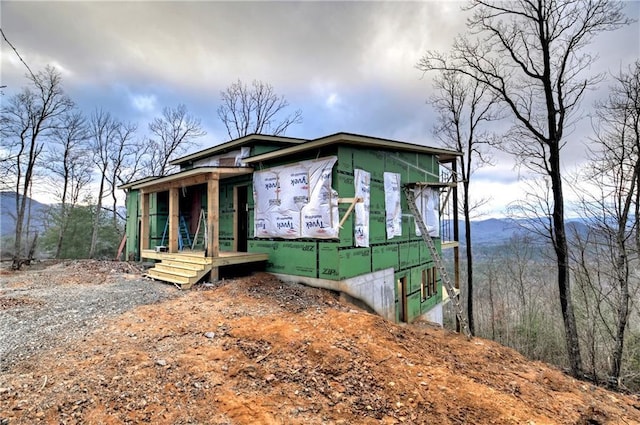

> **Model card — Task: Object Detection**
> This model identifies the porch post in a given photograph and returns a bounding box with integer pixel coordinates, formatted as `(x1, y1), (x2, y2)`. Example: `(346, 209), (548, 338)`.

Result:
(140, 191), (150, 253)
(168, 187), (179, 253)
(207, 173), (219, 279)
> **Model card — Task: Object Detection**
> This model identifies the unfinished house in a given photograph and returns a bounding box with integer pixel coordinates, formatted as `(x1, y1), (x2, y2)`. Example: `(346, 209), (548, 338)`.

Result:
(121, 133), (462, 325)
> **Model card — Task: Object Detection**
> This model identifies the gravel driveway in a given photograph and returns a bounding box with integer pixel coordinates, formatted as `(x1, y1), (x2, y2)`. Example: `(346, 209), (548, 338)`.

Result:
(0, 260), (183, 372)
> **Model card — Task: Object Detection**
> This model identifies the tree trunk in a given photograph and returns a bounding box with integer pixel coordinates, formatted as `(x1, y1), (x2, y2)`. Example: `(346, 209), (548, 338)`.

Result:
(12, 139), (38, 270)
(463, 179), (474, 335)
(549, 146), (582, 376)
(12, 191), (26, 269)
(609, 250), (629, 388)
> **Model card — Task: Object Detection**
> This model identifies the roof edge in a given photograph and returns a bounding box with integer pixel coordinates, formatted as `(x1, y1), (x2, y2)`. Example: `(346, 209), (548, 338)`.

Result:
(244, 132), (461, 164)
(170, 133), (309, 166)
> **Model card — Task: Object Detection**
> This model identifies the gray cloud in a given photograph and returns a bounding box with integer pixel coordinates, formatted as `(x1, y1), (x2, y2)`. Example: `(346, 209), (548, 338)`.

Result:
(2, 1), (638, 213)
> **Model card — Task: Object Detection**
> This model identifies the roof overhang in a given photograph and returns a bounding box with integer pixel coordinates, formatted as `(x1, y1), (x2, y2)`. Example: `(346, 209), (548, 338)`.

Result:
(169, 134), (308, 166)
(125, 167), (253, 193)
(243, 132), (462, 164)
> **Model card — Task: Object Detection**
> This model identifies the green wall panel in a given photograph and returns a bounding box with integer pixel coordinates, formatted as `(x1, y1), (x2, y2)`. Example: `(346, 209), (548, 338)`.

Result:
(407, 292), (422, 322)
(247, 182), (254, 208)
(220, 240), (233, 251)
(125, 190), (139, 260)
(398, 241), (420, 269)
(338, 204), (354, 248)
(336, 173), (355, 197)
(410, 267), (422, 294)
(369, 181), (385, 213)
(353, 149), (384, 181)
(248, 240), (317, 277)
(336, 146), (354, 174)
(398, 214), (414, 242)
(318, 243), (340, 280)
(371, 244), (398, 272)
(338, 247), (371, 280)
(369, 212), (386, 245)
(420, 241), (432, 263)
(219, 211), (234, 238)
(248, 210), (255, 238)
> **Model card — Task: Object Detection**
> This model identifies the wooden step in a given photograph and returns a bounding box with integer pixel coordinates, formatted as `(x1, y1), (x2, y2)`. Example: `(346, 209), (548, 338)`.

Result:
(146, 262), (213, 289)
(157, 255), (210, 266)
(146, 269), (192, 285)
(156, 261), (205, 273)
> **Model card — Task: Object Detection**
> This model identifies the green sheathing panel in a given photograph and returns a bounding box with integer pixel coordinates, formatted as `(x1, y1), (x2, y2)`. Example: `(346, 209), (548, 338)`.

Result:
(369, 180), (385, 214)
(409, 267), (422, 294)
(218, 183), (234, 245)
(248, 240), (317, 277)
(352, 149), (384, 181)
(369, 211), (386, 245)
(398, 241), (420, 270)
(407, 291), (422, 322)
(371, 244), (398, 272)
(248, 210), (255, 238)
(338, 247), (371, 280)
(336, 145), (354, 174)
(125, 190), (140, 260)
(149, 192), (169, 247)
(318, 243), (340, 280)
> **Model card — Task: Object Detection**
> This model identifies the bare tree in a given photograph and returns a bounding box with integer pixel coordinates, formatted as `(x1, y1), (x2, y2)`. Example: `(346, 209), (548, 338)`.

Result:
(217, 79), (302, 139)
(147, 104), (205, 176)
(105, 121), (140, 227)
(44, 111), (92, 258)
(88, 109), (120, 259)
(572, 61), (640, 388)
(417, 0), (630, 377)
(0, 66), (73, 268)
(429, 71), (500, 335)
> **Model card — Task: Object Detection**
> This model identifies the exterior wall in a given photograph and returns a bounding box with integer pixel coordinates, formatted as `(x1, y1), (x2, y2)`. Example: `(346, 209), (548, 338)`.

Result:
(247, 145), (444, 324)
(125, 141), (447, 325)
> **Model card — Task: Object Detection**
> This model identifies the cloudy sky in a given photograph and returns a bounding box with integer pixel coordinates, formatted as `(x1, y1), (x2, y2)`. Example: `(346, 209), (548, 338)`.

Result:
(2, 1), (639, 217)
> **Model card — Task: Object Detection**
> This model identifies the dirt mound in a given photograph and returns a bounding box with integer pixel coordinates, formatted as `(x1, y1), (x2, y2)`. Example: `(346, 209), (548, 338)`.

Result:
(1, 268), (639, 424)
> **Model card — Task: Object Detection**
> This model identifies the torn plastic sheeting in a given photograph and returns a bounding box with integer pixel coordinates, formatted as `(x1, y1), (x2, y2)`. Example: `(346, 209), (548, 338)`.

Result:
(384, 172), (402, 239)
(413, 186), (439, 238)
(354, 169), (370, 247)
(253, 156), (339, 239)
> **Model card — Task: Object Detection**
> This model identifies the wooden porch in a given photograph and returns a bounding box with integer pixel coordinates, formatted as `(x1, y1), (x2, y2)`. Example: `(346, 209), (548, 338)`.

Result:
(128, 166), (268, 289)
(142, 249), (268, 289)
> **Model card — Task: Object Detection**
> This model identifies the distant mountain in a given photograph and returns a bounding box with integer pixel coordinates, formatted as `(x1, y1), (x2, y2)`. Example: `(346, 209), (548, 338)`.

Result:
(445, 217), (591, 247)
(0, 192), (49, 238)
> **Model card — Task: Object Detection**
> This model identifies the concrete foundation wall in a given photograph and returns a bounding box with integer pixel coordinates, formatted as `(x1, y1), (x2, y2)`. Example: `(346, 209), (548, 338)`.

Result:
(273, 268), (397, 322)
(419, 302), (443, 325)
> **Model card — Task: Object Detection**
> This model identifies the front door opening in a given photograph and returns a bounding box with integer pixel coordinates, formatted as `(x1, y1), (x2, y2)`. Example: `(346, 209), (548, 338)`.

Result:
(397, 276), (408, 323)
(235, 185), (248, 252)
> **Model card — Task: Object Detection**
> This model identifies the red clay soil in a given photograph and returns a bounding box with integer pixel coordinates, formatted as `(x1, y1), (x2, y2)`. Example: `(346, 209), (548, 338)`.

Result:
(1, 271), (639, 424)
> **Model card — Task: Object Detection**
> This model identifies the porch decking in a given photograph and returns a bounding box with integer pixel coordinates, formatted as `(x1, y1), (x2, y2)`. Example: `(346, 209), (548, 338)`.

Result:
(142, 250), (268, 289)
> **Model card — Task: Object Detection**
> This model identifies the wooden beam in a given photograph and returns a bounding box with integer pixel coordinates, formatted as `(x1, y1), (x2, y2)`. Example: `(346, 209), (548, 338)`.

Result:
(140, 192), (150, 252)
(168, 187), (179, 253)
(207, 174), (220, 279)
(338, 197), (362, 228)
(141, 173), (215, 194)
